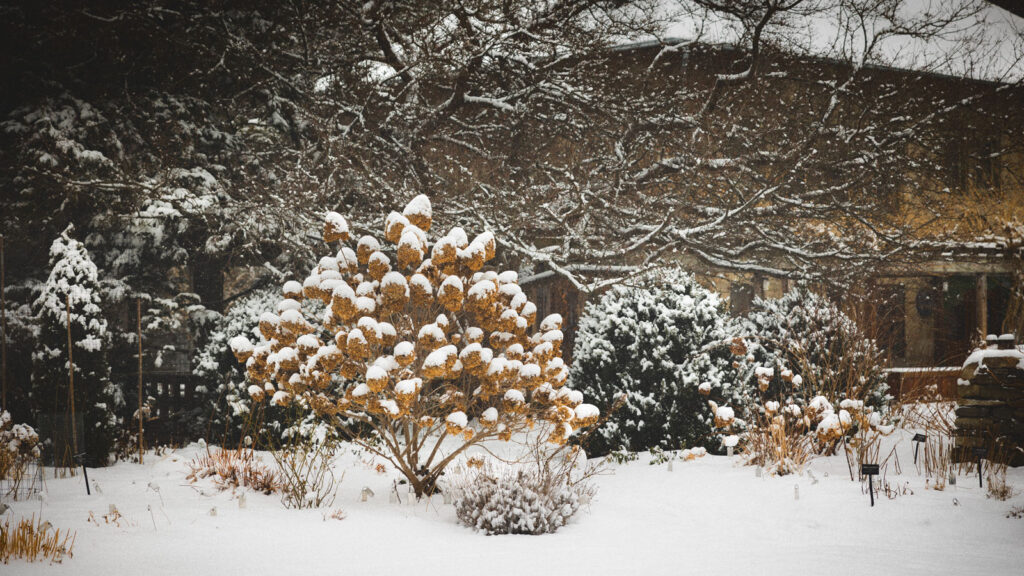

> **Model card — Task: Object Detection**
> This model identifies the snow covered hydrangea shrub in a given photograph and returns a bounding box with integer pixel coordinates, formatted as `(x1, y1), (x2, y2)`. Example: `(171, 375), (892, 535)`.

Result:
(448, 458), (594, 535)
(30, 226), (121, 465)
(736, 286), (893, 471)
(570, 269), (750, 456)
(0, 410), (41, 485)
(742, 285), (889, 415)
(749, 392), (895, 475)
(230, 195), (598, 496)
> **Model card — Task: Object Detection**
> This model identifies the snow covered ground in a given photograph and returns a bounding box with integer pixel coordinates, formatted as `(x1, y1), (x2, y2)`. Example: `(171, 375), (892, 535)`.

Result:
(6, 427), (1024, 576)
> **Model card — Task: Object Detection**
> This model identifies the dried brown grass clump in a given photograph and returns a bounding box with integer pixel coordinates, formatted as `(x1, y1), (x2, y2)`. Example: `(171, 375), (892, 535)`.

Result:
(186, 447), (281, 494)
(891, 382), (959, 486)
(322, 507), (346, 521)
(0, 515), (75, 564)
(920, 438), (954, 490)
(987, 472), (1014, 501)
(742, 409), (814, 476)
(897, 387), (956, 437)
(983, 444), (1015, 501)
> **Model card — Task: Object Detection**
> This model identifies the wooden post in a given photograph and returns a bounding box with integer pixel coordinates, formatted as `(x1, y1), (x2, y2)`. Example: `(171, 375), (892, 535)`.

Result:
(977, 274), (988, 338)
(1, 235), (6, 409)
(66, 294), (78, 457)
(137, 298), (144, 465)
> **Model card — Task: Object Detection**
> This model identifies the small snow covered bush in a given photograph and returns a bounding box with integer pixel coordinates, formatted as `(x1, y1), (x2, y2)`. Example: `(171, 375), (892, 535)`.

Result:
(271, 425), (340, 509)
(448, 453), (595, 535)
(743, 285), (889, 412)
(606, 449), (639, 465)
(740, 400), (816, 475)
(570, 269), (749, 456)
(736, 286), (893, 471)
(1, 411), (41, 496)
(0, 411), (41, 469)
(647, 445), (708, 465)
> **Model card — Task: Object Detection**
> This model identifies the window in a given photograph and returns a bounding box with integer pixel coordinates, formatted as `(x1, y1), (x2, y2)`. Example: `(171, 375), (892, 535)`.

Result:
(943, 133), (1001, 191)
(933, 276), (978, 365)
(975, 136), (1001, 190)
(987, 274), (1014, 336)
(729, 282), (755, 315)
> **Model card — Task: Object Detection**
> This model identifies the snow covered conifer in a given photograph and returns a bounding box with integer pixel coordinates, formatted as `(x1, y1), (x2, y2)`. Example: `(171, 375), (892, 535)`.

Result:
(232, 196), (597, 496)
(30, 226), (120, 465)
(570, 269), (749, 456)
(193, 286), (293, 441)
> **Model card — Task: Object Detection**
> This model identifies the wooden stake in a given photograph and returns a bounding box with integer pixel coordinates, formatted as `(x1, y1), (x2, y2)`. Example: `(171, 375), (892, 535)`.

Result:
(137, 298), (144, 464)
(66, 294), (78, 457)
(977, 274), (988, 339)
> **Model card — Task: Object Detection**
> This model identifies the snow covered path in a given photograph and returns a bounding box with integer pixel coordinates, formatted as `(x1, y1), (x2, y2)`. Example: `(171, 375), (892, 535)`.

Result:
(7, 437), (1024, 576)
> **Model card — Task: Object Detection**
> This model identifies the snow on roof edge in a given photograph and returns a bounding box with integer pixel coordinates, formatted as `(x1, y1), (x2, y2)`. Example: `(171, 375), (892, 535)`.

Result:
(606, 36), (1018, 88)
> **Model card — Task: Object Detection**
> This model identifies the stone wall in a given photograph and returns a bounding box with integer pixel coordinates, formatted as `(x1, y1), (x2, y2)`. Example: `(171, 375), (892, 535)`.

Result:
(954, 334), (1024, 466)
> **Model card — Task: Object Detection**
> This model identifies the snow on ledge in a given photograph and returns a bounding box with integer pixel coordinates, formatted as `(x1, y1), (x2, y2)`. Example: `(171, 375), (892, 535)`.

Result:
(962, 346), (1024, 372)
(884, 366), (960, 373)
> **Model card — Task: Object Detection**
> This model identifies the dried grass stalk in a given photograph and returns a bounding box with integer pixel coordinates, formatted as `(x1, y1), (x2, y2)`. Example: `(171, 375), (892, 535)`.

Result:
(0, 515), (75, 564)
(186, 447), (281, 494)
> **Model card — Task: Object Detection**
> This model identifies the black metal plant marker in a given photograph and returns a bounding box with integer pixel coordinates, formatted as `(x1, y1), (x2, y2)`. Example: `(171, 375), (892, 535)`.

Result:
(74, 452), (90, 495)
(973, 447), (988, 488)
(912, 433), (926, 465)
(862, 464), (880, 507)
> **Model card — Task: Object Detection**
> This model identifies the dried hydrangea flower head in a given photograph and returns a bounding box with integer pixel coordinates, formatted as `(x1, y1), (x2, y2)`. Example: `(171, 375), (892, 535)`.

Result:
(231, 195), (597, 496)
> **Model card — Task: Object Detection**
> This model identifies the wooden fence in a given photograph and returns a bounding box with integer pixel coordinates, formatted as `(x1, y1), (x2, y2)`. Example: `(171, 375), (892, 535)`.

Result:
(884, 366), (960, 401)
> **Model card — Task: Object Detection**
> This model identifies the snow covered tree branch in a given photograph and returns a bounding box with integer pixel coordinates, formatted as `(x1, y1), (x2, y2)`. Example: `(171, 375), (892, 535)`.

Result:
(2, 0), (1021, 300)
